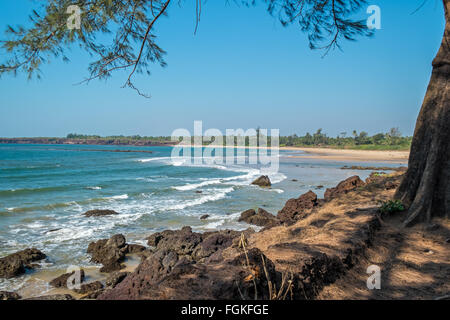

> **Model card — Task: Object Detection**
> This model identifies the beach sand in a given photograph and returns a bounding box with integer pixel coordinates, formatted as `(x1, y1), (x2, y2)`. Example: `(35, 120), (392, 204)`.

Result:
(280, 147), (409, 163)
(177, 144), (410, 163)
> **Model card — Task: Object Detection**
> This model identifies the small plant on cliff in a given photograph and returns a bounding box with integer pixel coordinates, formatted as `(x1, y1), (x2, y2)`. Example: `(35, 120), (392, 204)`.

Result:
(379, 200), (405, 215)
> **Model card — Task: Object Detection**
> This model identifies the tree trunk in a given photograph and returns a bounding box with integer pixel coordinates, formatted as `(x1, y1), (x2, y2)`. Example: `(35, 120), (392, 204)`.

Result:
(395, 0), (450, 227)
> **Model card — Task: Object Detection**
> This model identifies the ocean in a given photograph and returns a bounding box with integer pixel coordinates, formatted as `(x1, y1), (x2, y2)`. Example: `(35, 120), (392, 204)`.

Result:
(0, 144), (401, 292)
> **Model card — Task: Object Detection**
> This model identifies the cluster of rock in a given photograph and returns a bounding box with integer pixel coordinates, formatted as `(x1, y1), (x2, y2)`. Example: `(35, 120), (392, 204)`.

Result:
(0, 248), (46, 279)
(87, 234), (147, 272)
(97, 175), (377, 300)
(238, 175), (371, 228)
(98, 226), (276, 300)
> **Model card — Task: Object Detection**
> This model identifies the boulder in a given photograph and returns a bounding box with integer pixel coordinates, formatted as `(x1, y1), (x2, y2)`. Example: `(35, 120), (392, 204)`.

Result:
(79, 289), (105, 300)
(74, 281), (104, 294)
(146, 226), (202, 257)
(83, 209), (119, 217)
(49, 269), (85, 288)
(0, 291), (21, 300)
(126, 244), (147, 254)
(98, 247), (278, 300)
(146, 227), (249, 264)
(324, 176), (365, 201)
(87, 234), (127, 272)
(200, 214), (210, 220)
(0, 248), (46, 279)
(106, 271), (130, 288)
(238, 208), (280, 228)
(251, 175), (271, 187)
(192, 230), (242, 262)
(277, 191), (318, 224)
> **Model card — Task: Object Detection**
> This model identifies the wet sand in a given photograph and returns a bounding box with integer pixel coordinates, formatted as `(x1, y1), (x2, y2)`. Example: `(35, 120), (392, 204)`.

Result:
(16, 254), (141, 299)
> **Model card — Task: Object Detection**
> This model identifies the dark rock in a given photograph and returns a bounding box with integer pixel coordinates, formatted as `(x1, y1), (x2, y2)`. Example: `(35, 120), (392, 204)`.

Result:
(251, 175), (271, 187)
(324, 176), (365, 201)
(146, 226), (202, 257)
(238, 208), (280, 228)
(49, 269), (85, 288)
(0, 248), (46, 279)
(384, 180), (399, 190)
(146, 227), (249, 265)
(137, 249), (153, 262)
(127, 244), (147, 254)
(195, 191), (203, 194)
(365, 172), (387, 184)
(200, 214), (210, 220)
(277, 191), (318, 224)
(316, 185), (324, 189)
(25, 294), (74, 300)
(83, 209), (119, 217)
(45, 228), (61, 234)
(0, 291), (21, 300)
(291, 179), (298, 182)
(80, 290), (105, 299)
(98, 247), (278, 300)
(193, 230), (242, 262)
(445, 238), (450, 244)
(106, 271), (130, 288)
(74, 281), (104, 294)
(87, 234), (127, 272)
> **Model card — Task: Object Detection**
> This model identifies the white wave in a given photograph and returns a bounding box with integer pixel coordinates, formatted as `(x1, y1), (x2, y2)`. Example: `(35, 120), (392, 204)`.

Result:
(270, 189), (284, 193)
(86, 186), (102, 190)
(172, 179), (221, 191)
(201, 220), (225, 229)
(166, 187), (234, 211)
(107, 194), (128, 200)
(172, 167), (262, 191)
(137, 156), (173, 163)
(268, 172), (287, 184)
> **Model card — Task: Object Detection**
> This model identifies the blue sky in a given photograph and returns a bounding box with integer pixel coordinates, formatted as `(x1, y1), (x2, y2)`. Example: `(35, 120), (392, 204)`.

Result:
(0, 0), (445, 138)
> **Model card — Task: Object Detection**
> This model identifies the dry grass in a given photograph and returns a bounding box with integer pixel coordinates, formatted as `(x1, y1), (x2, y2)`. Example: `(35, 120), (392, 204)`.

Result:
(226, 170), (449, 299)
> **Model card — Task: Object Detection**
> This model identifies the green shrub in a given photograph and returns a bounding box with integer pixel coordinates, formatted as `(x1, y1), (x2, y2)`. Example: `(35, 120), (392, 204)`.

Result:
(379, 200), (405, 214)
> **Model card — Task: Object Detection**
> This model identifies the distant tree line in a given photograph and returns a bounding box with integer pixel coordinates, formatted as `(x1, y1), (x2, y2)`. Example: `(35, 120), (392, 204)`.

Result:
(66, 133), (172, 142)
(66, 127), (412, 150)
(279, 128), (411, 150)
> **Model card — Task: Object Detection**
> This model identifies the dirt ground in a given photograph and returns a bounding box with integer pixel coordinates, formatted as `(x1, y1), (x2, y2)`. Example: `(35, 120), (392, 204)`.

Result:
(317, 215), (450, 300)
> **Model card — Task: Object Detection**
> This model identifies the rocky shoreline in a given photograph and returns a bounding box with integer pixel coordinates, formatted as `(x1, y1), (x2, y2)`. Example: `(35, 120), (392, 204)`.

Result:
(0, 169), (424, 300)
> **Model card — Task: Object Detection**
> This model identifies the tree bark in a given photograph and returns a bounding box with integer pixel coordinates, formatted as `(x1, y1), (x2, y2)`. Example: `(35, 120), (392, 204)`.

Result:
(395, 0), (450, 227)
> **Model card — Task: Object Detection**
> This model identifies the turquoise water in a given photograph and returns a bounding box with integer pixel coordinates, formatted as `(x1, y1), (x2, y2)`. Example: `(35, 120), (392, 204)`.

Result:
(0, 144), (402, 291)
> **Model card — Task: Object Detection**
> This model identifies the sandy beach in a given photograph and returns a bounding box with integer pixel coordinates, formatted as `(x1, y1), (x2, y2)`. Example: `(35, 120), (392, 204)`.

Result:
(280, 147), (409, 163)
(188, 144), (410, 163)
